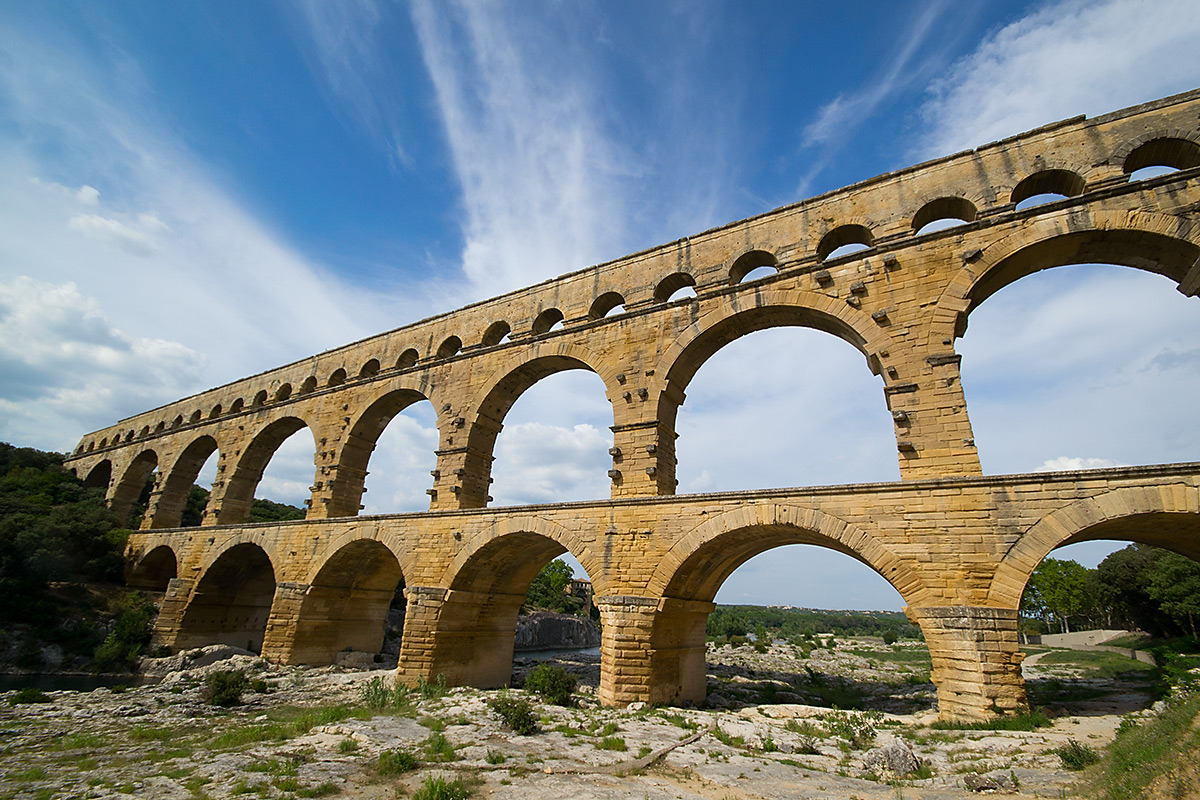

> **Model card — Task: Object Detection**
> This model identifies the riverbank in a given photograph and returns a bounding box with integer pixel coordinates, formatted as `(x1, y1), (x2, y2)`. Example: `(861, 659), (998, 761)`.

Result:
(0, 637), (1159, 799)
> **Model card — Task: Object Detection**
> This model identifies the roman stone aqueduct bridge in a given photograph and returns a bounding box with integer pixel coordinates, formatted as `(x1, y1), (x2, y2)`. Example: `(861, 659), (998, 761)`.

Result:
(64, 89), (1200, 720)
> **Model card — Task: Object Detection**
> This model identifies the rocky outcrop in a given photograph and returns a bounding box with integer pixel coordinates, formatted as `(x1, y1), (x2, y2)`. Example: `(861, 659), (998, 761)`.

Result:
(513, 611), (599, 651)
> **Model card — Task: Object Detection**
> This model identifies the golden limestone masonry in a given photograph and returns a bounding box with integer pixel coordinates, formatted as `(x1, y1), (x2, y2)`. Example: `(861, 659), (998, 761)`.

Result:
(65, 89), (1200, 721)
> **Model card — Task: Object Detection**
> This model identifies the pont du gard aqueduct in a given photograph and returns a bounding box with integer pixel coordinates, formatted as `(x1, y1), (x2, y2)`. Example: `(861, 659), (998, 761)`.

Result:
(63, 89), (1200, 721)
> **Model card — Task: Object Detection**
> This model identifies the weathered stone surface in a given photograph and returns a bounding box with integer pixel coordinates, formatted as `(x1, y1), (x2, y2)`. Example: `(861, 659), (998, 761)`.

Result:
(513, 611), (600, 651)
(862, 739), (921, 777)
(964, 770), (1019, 792)
(60, 88), (1200, 720)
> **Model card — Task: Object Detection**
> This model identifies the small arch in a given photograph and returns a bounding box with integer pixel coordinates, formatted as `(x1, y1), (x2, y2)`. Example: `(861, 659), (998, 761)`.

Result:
(177, 542), (276, 654)
(253, 390), (268, 407)
(127, 545), (177, 591)
(588, 292), (626, 320)
(208, 405), (222, 419)
(327, 368), (347, 387)
(729, 250), (778, 284)
(912, 197), (978, 235)
(1123, 137), (1200, 177)
(86, 442), (94, 452)
(655, 272), (697, 303)
(396, 349), (419, 369)
(172, 416), (184, 428)
(299, 377), (318, 395)
(436, 336), (462, 359)
(359, 359), (380, 379)
(818, 225), (874, 261)
(1011, 169), (1085, 209)
(229, 398), (245, 413)
(99, 437), (108, 448)
(481, 321), (511, 346)
(532, 308), (564, 334)
(124, 430), (134, 442)
(188, 411), (201, 424)
(154, 422), (165, 433)
(274, 384), (292, 402)
(140, 425), (151, 437)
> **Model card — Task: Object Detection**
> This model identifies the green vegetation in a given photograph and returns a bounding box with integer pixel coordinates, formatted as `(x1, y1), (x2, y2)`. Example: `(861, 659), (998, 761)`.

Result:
(706, 605), (920, 642)
(422, 731), (458, 762)
(92, 593), (154, 672)
(595, 735), (627, 751)
(1086, 693), (1200, 800)
(523, 558), (588, 616)
(487, 691), (537, 735)
(203, 669), (249, 707)
(523, 663), (576, 705)
(8, 688), (51, 705)
(1054, 739), (1100, 770)
(929, 708), (1050, 732)
(412, 775), (472, 800)
(376, 748), (418, 775)
(1035, 649), (1154, 679)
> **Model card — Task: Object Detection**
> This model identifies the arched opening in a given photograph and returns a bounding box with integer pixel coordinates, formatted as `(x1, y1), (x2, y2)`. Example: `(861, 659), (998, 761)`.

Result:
(110, 450), (159, 525)
(955, 235), (1200, 475)
(208, 404), (223, 419)
(299, 377), (318, 395)
(177, 543), (276, 653)
(172, 415), (184, 428)
(288, 539), (405, 666)
(219, 419), (315, 524)
(730, 250), (778, 284)
(489, 370), (612, 506)
(149, 435), (218, 529)
(436, 336), (462, 359)
(427, 532), (596, 690)
(396, 348), (419, 369)
(912, 196), (977, 235)
(274, 383), (292, 402)
(82, 460), (112, 491)
(655, 272), (697, 303)
(229, 398), (245, 413)
(532, 308), (564, 334)
(327, 368), (347, 387)
(818, 225), (873, 261)
(359, 358), (380, 379)
(339, 389), (438, 516)
(127, 545), (177, 592)
(649, 523), (917, 708)
(1011, 169), (1085, 210)
(1123, 137), (1200, 180)
(481, 321), (511, 346)
(588, 292), (626, 320)
(253, 390), (268, 408)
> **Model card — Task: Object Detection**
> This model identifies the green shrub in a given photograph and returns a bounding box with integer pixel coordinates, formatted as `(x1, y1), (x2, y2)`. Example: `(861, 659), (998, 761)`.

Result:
(485, 749), (506, 764)
(423, 731), (457, 762)
(203, 669), (249, 707)
(596, 735), (626, 751)
(92, 594), (154, 672)
(416, 674), (448, 700)
(882, 629), (898, 645)
(412, 775), (472, 800)
(359, 675), (412, 710)
(487, 691), (537, 735)
(1055, 739), (1100, 770)
(8, 687), (51, 705)
(524, 663), (576, 705)
(376, 748), (418, 775)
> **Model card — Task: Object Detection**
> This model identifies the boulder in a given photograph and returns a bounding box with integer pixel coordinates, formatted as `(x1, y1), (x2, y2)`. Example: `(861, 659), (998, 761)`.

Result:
(862, 740), (921, 777)
(513, 611), (599, 651)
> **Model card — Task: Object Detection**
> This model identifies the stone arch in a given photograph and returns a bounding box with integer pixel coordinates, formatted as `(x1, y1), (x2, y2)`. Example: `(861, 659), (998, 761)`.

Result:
(457, 347), (621, 508)
(396, 348), (420, 369)
(912, 196), (978, 233)
(1115, 132), (1200, 174)
(274, 383), (292, 402)
(149, 435), (219, 529)
(987, 485), (1200, 609)
(287, 538), (405, 665)
(641, 503), (921, 705)
(110, 449), (159, 524)
(481, 321), (511, 346)
(426, 517), (599, 688)
(817, 223), (874, 261)
(656, 287), (891, 432)
(217, 416), (316, 525)
(532, 308), (564, 334)
(654, 272), (697, 303)
(589, 292), (626, 320)
(327, 368), (347, 387)
(127, 544), (177, 591)
(327, 387), (434, 518)
(82, 459), (112, 491)
(927, 211), (1200, 347)
(1010, 168), (1085, 207)
(359, 358), (380, 379)
(728, 249), (778, 284)
(177, 541), (277, 653)
(299, 377), (318, 395)
(436, 336), (462, 359)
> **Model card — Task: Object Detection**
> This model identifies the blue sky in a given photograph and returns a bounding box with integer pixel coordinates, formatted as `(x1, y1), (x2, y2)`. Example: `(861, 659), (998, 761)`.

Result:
(2, 0), (1200, 610)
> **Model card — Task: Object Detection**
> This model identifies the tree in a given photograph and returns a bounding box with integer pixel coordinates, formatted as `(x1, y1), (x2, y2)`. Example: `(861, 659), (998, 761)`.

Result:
(1147, 552), (1200, 638)
(523, 558), (581, 615)
(1023, 558), (1089, 633)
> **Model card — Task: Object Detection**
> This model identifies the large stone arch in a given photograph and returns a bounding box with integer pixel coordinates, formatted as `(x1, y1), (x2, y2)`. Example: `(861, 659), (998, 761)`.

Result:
(126, 544), (177, 591)
(325, 386), (434, 518)
(987, 485), (1200, 609)
(418, 516), (600, 689)
(176, 541), (277, 653)
(109, 448), (160, 525)
(639, 503), (923, 706)
(928, 210), (1200, 348)
(285, 537), (406, 665)
(454, 345), (621, 508)
(82, 459), (113, 491)
(148, 434), (219, 529)
(213, 415), (317, 525)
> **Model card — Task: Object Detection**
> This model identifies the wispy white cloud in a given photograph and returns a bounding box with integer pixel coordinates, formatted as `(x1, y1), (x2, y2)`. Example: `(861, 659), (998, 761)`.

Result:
(917, 0), (1200, 158)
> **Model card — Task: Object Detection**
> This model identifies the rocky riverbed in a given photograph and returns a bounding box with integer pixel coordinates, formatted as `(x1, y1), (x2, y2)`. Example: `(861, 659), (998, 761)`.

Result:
(0, 638), (1155, 799)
